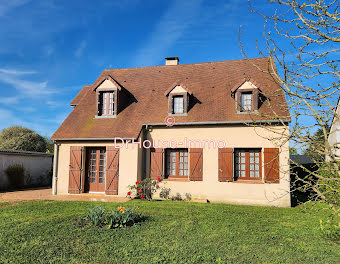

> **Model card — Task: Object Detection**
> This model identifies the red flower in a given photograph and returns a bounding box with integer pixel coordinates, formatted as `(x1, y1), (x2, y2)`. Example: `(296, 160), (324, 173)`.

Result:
(127, 191), (131, 196)
(140, 195), (145, 199)
(157, 177), (162, 182)
(138, 188), (142, 193)
(136, 181), (139, 185)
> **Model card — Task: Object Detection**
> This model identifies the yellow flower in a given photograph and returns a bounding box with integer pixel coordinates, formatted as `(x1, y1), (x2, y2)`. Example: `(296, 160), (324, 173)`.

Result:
(117, 206), (126, 212)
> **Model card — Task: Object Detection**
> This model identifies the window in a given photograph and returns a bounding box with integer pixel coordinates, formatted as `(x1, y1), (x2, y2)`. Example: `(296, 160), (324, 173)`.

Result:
(173, 95), (184, 114)
(166, 149), (188, 178)
(235, 149), (261, 180)
(100, 91), (115, 116)
(241, 92), (252, 111)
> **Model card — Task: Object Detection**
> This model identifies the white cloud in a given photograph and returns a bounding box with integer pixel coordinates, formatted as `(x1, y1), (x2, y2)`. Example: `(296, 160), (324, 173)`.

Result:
(0, 68), (54, 97)
(132, 0), (203, 66)
(0, 68), (37, 75)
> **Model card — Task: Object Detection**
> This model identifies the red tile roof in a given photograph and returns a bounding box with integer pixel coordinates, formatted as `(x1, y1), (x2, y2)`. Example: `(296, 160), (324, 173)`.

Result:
(52, 57), (290, 139)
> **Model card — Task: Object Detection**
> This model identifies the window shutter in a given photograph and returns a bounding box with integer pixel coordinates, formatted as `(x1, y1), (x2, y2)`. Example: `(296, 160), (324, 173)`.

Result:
(168, 95), (173, 114)
(264, 148), (280, 183)
(105, 146), (120, 195)
(218, 148), (233, 182)
(252, 89), (259, 110)
(150, 148), (164, 179)
(189, 148), (203, 181)
(68, 146), (83, 194)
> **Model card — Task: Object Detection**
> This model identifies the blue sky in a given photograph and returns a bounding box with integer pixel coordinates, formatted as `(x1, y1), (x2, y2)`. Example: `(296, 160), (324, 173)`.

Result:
(0, 0), (310, 137)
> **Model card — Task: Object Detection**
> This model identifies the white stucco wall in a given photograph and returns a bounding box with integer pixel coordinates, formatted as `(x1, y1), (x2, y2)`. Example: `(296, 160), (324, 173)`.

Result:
(0, 151), (53, 190)
(55, 141), (140, 196)
(328, 100), (340, 160)
(146, 125), (290, 207)
(55, 124), (290, 207)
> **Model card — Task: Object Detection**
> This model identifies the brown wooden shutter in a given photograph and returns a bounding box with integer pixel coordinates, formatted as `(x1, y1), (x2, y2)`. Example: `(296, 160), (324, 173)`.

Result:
(68, 146), (83, 194)
(105, 146), (120, 195)
(150, 148), (163, 179)
(236, 91), (241, 112)
(218, 148), (233, 182)
(264, 148), (280, 183)
(252, 89), (259, 110)
(189, 148), (203, 181)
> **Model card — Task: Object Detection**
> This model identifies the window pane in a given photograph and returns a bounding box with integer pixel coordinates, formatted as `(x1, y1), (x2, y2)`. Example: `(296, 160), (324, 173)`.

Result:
(173, 96), (184, 114)
(241, 93), (252, 111)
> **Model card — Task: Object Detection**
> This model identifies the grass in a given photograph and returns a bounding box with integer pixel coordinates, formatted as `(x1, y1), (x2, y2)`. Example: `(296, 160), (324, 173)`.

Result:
(0, 200), (339, 264)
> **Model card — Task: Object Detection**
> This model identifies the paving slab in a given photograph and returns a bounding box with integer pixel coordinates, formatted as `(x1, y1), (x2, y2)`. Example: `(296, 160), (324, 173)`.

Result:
(0, 188), (130, 203)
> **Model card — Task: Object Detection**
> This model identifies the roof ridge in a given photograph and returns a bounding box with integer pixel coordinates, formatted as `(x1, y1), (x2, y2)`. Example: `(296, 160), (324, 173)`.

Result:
(102, 57), (269, 72)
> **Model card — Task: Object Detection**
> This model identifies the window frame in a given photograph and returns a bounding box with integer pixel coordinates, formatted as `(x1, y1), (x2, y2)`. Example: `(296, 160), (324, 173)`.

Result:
(234, 148), (262, 181)
(165, 148), (189, 179)
(168, 92), (188, 115)
(96, 87), (118, 117)
(240, 92), (252, 112)
(173, 95), (184, 114)
(235, 88), (259, 113)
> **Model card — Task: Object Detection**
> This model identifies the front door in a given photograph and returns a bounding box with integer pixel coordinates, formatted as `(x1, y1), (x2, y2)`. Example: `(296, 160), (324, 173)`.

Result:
(85, 147), (106, 192)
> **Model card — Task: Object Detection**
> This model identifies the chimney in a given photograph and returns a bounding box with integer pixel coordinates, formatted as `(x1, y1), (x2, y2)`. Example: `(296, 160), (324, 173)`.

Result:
(165, 57), (179, 65)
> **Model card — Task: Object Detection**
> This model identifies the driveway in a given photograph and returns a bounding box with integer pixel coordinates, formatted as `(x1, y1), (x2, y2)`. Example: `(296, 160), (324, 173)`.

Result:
(0, 187), (130, 203)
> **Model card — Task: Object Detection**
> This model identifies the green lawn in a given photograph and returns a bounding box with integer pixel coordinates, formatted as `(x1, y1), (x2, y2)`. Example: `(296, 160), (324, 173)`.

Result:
(0, 200), (339, 264)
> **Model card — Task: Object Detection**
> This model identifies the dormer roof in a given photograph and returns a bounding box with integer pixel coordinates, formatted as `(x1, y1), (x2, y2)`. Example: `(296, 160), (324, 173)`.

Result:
(164, 80), (193, 96)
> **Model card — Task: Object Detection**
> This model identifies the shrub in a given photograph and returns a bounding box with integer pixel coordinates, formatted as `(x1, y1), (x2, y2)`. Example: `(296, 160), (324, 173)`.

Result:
(317, 162), (340, 207)
(160, 187), (171, 200)
(171, 193), (183, 201)
(82, 205), (145, 229)
(5, 164), (25, 188)
(106, 206), (144, 229)
(127, 177), (162, 200)
(160, 187), (192, 201)
(185, 193), (192, 201)
(86, 206), (106, 227)
(320, 219), (340, 240)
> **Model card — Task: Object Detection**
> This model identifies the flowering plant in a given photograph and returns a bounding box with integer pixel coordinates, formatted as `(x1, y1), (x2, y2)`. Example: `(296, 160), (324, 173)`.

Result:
(127, 177), (163, 200)
(82, 205), (145, 229)
(106, 206), (143, 229)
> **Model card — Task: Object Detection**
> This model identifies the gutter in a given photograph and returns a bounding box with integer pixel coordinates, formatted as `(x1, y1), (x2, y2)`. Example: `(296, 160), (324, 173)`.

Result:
(143, 119), (290, 127)
(52, 120), (289, 141)
(52, 137), (136, 141)
(52, 143), (60, 195)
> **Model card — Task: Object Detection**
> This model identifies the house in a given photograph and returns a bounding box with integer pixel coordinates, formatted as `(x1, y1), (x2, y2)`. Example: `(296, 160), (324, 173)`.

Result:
(328, 97), (340, 160)
(51, 57), (291, 207)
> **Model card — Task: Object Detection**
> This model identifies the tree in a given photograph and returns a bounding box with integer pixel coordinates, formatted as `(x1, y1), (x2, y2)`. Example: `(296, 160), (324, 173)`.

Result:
(303, 125), (330, 162)
(289, 147), (299, 155)
(44, 136), (54, 154)
(240, 0), (339, 216)
(0, 126), (47, 153)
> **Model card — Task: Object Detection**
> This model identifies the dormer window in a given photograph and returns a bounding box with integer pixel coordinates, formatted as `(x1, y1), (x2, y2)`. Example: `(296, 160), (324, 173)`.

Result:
(95, 77), (120, 118)
(173, 95), (184, 114)
(164, 83), (192, 116)
(232, 80), (259, 113)
(241, 92), (252, 112)
(100, 91), (115, 115)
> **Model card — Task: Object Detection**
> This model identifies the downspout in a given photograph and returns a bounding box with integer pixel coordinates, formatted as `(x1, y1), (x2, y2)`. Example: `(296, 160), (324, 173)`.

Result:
(52, 143), (60, 195)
